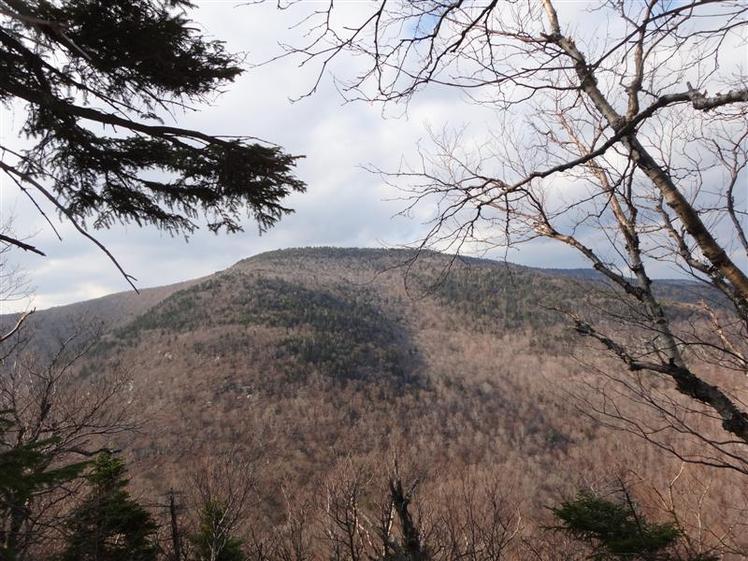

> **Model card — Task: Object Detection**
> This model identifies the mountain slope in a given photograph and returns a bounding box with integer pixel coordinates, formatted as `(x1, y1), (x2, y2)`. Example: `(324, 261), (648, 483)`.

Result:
(3, 277), (202, 358)
(5, 247), (741, 523)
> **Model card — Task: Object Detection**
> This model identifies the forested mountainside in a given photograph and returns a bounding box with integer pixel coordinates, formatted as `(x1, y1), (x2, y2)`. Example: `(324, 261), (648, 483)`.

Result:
(7, 277), (202, 358)
(6, 247), (745, 556)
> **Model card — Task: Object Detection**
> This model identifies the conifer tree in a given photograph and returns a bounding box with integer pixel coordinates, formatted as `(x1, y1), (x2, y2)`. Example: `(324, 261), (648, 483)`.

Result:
(0, 0), (305, 282)
(189, 500), (246, 561)
(0, 410), (88, 560)
(552, 489), (718, 561)
(59, 452), (158, 561)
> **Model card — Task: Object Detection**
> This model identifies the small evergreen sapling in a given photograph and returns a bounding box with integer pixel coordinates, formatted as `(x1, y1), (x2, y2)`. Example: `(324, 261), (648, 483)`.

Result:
(189, 500), (246, 561)
(0, 409), (88, 560)
(59, 452), (158, 561)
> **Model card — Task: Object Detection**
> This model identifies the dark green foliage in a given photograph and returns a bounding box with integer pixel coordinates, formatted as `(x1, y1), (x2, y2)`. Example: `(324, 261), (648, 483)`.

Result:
(1, 0), (304, 260)
(0, 411), (88, 560)
(237, 278), (415, 384)
(432, 266), (573, 330)
(119, 273), (421, 386)
(59, 452), (158, 561)
(123, 289), (206, 334)
(552, 490), (717, 561)
(433, 264), (715, 340)
(189, 501), (246, 561)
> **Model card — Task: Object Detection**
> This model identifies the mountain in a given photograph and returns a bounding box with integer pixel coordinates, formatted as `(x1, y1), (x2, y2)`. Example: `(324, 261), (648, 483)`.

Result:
(4, 276), (202, 359)
(3, 247), (740, 524)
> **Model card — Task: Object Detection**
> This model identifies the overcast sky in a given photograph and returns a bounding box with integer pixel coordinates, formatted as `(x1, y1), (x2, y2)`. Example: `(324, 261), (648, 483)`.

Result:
(1, 1), (741, 313)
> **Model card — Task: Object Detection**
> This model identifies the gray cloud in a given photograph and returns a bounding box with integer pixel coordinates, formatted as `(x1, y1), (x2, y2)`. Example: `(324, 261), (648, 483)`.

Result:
(2, 2), (611, 313)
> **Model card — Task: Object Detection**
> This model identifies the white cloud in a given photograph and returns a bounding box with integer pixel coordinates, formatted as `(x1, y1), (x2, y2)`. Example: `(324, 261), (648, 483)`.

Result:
(6, 0), (734, 312)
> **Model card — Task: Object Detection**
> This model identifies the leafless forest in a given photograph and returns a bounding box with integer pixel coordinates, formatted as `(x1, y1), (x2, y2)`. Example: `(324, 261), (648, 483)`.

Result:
(1, 0), (747, 560)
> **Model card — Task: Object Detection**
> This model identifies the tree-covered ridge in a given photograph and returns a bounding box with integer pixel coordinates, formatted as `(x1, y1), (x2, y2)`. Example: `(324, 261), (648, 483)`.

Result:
(2, 247), (746, 559)
(113, 271), (420, 386)
(243, 248), (718, 316)
(241, 246), (448, 262)
(71, 247), (722, 390)
(431, 267), (574, 330)
(432, 264), (719, 339)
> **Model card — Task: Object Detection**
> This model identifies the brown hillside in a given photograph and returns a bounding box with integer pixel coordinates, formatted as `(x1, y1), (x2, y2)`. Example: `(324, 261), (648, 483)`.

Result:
(10, 247), (746, 550)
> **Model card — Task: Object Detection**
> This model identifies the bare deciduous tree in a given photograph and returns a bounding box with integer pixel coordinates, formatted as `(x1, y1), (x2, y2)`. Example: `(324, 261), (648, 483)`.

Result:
(0, 219), (33, 345)
(431, 476), (522, 561)
(187, 448), (258, 561)
(271, 0), (748, 471)
(0, 329), (134, 558)
(323, 465), (370, 561)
